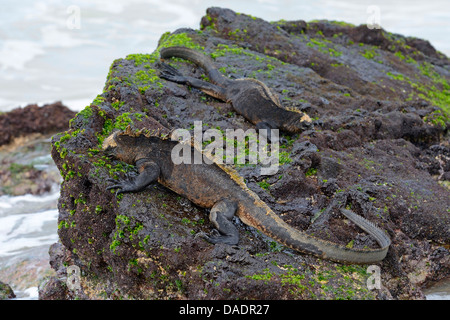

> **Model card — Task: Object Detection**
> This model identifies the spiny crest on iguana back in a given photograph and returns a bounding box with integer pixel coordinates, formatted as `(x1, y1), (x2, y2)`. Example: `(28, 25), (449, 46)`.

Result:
(102, 125), (171, 150)
(103, 125), (251, 193)
(168, 126), (251, 191)
(234, 78), (283, 108)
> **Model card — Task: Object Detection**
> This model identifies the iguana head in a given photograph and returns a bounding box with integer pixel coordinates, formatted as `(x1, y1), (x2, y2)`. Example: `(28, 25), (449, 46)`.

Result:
(102, 126), (143, 164)
(102, 130), (132, 164)
(281, 107), (314, 132)
(298, 113), (313, 130)
(102, 126), (169, 164)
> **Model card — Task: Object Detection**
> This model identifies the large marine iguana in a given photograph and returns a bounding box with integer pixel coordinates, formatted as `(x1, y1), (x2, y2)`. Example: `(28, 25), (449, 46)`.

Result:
(159, 46), (313, 141)
(103, 127), (391, 264)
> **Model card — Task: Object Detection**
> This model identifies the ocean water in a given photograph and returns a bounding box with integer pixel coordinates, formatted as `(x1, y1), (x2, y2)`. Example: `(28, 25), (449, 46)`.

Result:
(0, 191), (59, 299)
(0, 135), (61, 299)
(0, 0), (449, 300)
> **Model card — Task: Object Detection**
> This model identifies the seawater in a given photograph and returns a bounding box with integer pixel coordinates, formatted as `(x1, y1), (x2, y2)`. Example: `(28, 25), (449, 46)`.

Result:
(0, 136), (61, 299)
(424, 278), (450, 300)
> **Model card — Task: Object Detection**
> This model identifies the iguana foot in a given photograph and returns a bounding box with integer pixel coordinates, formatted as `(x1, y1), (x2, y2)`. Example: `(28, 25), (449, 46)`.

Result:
(106, 173), (139, 197)
(197, 199), (240, 245)
(159, 63), (188, 84)
(195, 230), (239, 245)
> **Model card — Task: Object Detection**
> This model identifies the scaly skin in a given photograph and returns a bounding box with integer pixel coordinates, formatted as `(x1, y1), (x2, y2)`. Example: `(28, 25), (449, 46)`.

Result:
(159, 46), (313, 139)
(103, 128), (391, 264)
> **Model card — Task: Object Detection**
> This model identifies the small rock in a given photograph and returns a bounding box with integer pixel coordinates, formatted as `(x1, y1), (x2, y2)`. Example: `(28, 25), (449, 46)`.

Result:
(0, 281), (16, 300)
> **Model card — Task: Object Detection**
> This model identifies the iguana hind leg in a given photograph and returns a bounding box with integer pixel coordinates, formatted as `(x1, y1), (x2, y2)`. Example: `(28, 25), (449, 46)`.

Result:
(198, 199), (239, 245)
(159, 63), (227, 101)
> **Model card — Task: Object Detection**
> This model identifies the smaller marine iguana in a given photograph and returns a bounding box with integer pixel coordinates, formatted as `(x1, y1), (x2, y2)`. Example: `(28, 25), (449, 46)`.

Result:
(103, 127), (391, 264)
(159, 46), (313, 141)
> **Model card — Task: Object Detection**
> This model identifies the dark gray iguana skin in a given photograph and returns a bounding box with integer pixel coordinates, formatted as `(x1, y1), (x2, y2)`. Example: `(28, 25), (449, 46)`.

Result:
(103, 128), (391, 264)
(159, 46), (313, 140)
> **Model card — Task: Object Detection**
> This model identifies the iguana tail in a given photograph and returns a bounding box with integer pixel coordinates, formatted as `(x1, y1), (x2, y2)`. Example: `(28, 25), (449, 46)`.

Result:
(160, 46), (230, 86)
(240, 196), (391, 264)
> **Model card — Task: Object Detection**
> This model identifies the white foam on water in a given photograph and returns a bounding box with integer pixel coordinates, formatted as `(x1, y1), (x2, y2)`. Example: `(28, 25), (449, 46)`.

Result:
(13, 287), (39, 300)
(0, 209), (59, 256)
(424, 278), (450, 300)
(0, 189), (60, 211)
(426, 292), (450, 300)
(0, 187), (60, 258)
(23, 287), (39, 299)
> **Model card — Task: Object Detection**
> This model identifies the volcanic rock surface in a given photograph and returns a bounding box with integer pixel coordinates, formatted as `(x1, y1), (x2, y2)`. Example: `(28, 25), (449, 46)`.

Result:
(41, 7), (449, 300)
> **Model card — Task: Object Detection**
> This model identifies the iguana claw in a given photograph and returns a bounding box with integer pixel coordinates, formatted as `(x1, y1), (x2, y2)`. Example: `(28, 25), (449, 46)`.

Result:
(159, 63), (187, 84)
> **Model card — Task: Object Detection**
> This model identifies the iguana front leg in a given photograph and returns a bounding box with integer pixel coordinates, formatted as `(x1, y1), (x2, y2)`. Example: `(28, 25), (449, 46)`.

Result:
(107, 160), (160, 196)
(159, 63), (227, 101)
(198, 199), (239, 245)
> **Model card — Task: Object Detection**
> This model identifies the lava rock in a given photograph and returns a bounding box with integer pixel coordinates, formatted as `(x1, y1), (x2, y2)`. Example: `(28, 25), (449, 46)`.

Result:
(44, 7), (450, 300)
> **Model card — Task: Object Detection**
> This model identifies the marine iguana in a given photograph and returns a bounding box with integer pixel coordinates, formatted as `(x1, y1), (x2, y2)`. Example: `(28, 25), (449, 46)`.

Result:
(103, 127), (391, 264)
(159, 46), (313, 141)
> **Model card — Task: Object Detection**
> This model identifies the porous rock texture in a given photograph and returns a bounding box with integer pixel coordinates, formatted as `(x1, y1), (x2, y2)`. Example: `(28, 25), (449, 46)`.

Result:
(40, 7), (449, 300)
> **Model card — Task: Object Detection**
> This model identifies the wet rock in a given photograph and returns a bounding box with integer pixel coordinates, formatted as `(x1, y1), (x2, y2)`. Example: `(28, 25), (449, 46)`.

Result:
(0, 281), (16, 300)
(320, 178), (340, 196)
(46, 7), (449, 300)
(405, 37), (443, 60)
(38, 277), (69, 300)
(0, 102), (74, 196)
(0, 161), (59, 196)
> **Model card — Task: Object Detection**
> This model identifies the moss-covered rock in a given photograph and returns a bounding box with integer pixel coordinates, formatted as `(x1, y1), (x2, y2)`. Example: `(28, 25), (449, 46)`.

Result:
(41, 7), (449, 300)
